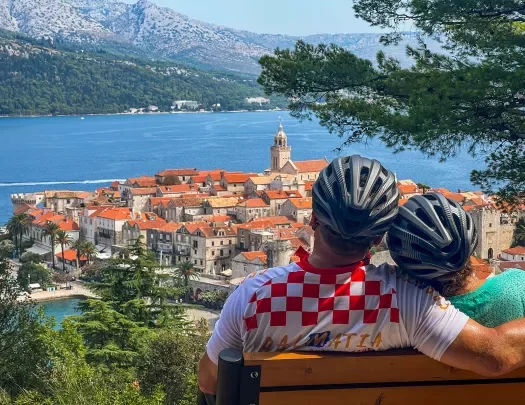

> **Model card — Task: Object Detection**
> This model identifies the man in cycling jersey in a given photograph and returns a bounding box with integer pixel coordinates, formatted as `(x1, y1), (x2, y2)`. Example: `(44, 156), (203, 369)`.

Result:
(199, 155), (525, 394)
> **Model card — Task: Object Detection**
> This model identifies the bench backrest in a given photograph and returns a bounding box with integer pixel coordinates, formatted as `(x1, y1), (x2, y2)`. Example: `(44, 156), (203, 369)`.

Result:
(212, 349), (525, 405)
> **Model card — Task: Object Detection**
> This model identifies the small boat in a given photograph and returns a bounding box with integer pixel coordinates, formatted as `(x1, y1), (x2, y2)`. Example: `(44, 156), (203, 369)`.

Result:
(80, 117), (85, 120)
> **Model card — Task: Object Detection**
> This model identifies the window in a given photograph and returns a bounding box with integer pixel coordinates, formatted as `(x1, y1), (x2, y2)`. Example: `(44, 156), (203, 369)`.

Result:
(229, 239), (232, 245)
(193, 240), (198, 248)
(212, 241), (215, 246)
(194, 260), (197, 265)
(212, 250), (215, 256)
(66, 199), (71, 204)
(229, 249), (232, 255)
(220, 249), (224, 256)
(220, 241), (224, 245)
(166, 235), (170, 241)
(243, 264), (247, 273)
(200, 260), (203, 265)
(194, 249), (197, 255)
(489, 223), (492, 228)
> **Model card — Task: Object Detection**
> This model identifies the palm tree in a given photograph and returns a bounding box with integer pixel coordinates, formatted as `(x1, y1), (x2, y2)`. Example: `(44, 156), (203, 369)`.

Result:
(6, 213), (30, 257)
(173, 260), (200, 301)
(43, 222), (60, 269)
(71, 239), (86, 270)
(417, 183), (431, 194)
(81, 242), (98, 264)
(55, 230), (73, 272)
(513, 218), (525, 247)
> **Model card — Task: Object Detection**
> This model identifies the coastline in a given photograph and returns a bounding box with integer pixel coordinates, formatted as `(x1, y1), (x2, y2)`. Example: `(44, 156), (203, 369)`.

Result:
(0, 109), (286, 119)
(29, 282), (98, 302)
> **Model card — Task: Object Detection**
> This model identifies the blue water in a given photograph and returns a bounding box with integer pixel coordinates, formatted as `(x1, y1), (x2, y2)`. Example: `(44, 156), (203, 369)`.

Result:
(0, 111), (485, 224)
(40, 297), (83, 328)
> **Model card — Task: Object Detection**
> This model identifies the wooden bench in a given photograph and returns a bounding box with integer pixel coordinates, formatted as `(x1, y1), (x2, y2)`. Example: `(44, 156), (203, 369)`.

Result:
(200, 348), (525, 405)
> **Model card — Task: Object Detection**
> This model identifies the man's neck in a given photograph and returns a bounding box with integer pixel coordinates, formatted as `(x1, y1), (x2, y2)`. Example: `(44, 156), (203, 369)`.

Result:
(308, 248), (368, 269)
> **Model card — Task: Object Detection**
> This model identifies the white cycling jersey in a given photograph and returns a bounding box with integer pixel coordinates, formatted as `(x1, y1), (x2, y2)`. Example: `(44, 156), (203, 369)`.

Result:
(206, 247), (468, 364)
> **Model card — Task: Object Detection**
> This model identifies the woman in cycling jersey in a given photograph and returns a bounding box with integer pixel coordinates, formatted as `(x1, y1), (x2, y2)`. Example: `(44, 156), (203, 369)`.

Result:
(387, 192), (525, 328)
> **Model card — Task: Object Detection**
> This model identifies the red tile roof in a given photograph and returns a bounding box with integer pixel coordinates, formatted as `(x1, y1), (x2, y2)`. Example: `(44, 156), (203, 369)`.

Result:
(57, 248), (87, 261)
(156, 168), (199, 177)
(263, 190), (303, 200)
(128, 220), (167, 230)
(398, 199), (410, 207)
(128, 176), (157, 187)
(502, 246), (525, 256)
(241, 251), (267, 264)
(130, 187), (157, 196)
(14, 204), (36, 215)
(237, 198), (269, 208)
(168, 197), (203, 208)
(288, 197), (313, 209)
(499, 261), (525, 271)
(149, 197), (174, 207)
(398, 184), (419, 195)
(443, 192), (466, 203)
(292, 159), (329, 173)
(223, 173), (259, 184)
(57, 218), (80, 231)
(304, 181), (314, 191)
(213, 185), (227, 191)
(191, 175), (208, 183)
(96, 208), (132, 221)
(160, 223), (184, 232)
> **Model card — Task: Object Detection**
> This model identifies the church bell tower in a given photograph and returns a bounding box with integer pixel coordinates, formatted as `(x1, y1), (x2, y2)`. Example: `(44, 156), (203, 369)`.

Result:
(270, 118), (291, 172)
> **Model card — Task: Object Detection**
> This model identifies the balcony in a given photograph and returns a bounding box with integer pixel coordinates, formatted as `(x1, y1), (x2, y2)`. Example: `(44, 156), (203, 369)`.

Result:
(174, 247), (191, 256)
(157, 242), (173, 252)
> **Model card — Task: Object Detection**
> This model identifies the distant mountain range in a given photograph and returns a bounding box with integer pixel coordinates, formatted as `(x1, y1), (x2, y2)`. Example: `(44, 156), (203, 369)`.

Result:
(0, 0), (437, 74)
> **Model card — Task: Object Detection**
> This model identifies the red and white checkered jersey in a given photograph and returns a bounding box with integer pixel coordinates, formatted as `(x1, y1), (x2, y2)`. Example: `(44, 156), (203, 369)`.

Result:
(207, 247), (469, 364)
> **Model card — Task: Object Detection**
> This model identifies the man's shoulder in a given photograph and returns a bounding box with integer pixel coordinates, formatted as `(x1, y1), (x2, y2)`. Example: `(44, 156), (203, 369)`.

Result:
(235, 262), (303, 294)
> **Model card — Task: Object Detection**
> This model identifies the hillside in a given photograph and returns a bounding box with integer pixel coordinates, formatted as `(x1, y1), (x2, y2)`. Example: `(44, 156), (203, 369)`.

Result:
(0, 0), (437, 74)
(0, 33), (283, 116)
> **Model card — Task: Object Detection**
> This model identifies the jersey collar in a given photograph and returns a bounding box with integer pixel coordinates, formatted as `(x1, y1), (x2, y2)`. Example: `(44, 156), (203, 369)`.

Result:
(295, 246), (371, 275)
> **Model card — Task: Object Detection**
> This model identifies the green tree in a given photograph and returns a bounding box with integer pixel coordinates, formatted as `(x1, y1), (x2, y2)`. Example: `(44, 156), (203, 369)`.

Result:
(137, 320), (210, 405)
(0, 249), (56, 396)
(258, 1), (525, 207)
(417, 183), (431, 194)
(512, 218), (525, 247)
(71, 299), (154, 370)
(43, 222), (60, 269)
(81, 241), (98, 265)
(18, 262), (52, 290)
(71, 239), (86, 270)
(173, 260), (200, 301)
(56, 230), (73, 273)
(20, 251), (43, 264)
(90, 238), (184, 327)
(6, 213), (30, 257)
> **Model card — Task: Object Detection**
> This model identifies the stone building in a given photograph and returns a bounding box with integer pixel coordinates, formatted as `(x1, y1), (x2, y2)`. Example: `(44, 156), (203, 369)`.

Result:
(279, 198), (313, 224)
(469, 208), (516, 260)
(270, 121), (292, 172)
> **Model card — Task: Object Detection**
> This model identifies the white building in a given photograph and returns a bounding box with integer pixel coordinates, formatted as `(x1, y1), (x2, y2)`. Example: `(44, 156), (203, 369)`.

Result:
(500, 246), (525, 262)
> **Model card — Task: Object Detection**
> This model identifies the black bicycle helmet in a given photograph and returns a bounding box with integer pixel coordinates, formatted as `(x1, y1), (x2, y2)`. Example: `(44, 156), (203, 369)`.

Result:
(387, 192), (478, 279)
(312, 155), (400, 240)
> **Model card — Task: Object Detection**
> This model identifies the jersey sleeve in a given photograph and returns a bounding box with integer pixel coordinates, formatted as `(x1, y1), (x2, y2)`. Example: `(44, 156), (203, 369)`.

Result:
(205, 285), (247, 365)
(394, 269), (470, 360)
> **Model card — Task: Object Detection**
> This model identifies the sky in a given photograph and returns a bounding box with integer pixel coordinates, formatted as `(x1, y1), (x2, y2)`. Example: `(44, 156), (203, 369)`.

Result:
(125, 0), (381, 36)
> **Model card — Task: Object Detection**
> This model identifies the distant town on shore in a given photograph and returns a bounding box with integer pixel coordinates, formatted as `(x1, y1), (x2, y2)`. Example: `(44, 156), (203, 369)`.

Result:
(8, 121), (525, 297)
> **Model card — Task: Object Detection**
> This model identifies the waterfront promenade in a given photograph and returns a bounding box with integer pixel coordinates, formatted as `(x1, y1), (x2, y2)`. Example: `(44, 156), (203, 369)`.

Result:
(29, 281), (97, 302)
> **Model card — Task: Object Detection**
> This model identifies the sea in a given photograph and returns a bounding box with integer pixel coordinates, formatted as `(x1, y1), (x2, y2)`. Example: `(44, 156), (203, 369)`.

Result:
(0, 111), (485, 225)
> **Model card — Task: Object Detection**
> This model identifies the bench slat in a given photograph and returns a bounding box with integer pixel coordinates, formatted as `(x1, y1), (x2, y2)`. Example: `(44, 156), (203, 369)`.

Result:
(244, 351), (525, 387)
(259, 382), (525, 405)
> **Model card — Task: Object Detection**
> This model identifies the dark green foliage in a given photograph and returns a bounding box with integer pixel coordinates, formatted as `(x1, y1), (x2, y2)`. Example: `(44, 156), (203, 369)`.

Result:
(17, 262), (52, 290)
(512, 218), (525, 248)
(71, 300), (154, 370)
(198, 290), (228, 310)
(258, 1), (525, 207)
(0, 35), (285, 116)
(89, 238), (185, 327)
(20, 252), (43, 264)
(137, 320), (210, 405)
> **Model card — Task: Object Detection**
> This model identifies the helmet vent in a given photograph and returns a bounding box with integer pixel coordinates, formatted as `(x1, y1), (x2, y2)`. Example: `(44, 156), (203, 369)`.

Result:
(415, 208), (434, 229)
(371, 178), (383, 198)
(359, 167), (370, 187)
